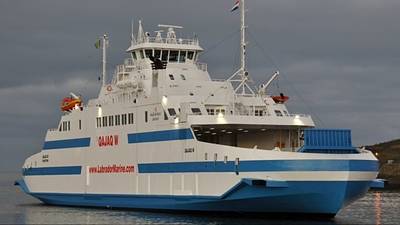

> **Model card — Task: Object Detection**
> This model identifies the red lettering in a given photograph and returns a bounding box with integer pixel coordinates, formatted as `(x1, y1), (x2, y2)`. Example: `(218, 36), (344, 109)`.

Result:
(114, 135), (119, 145)
(97, 135), (119, 148)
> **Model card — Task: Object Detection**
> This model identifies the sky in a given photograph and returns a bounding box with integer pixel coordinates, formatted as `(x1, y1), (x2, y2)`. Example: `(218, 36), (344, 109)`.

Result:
(0, 0), (399, 171)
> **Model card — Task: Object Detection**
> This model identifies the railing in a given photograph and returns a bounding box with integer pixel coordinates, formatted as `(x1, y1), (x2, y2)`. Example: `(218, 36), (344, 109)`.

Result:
(196, 62), (207, 71)
(137, 37), (199, 46)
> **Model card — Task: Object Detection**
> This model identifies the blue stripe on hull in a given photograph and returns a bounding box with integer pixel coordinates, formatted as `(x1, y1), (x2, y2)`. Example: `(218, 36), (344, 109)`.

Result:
(22, 166), (82, 176)
(43, 138), (90, 150)
(19, 159), (378, 177)
(28, 181), (371, 215)
(127, 128), (193, 144)
(138, 159), (379, 173)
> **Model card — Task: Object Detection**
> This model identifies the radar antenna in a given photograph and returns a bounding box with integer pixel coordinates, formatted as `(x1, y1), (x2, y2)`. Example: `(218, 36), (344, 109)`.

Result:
(158, 24), (183, 43)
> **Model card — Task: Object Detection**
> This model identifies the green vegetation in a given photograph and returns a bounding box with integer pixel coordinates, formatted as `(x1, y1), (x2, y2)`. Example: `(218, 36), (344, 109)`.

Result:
(367, 139), (400, 188)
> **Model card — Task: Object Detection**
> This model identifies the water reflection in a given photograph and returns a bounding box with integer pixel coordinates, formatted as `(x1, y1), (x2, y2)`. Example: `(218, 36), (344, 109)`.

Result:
(2, 172), (399, 225)
(374, 192), (382, 225)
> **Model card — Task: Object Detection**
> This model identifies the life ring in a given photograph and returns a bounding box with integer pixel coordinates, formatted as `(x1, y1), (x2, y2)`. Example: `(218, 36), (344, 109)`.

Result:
(106, 85), (112, 92)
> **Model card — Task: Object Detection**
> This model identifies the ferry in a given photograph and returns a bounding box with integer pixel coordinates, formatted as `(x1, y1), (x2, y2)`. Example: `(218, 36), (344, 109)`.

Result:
(16, 0), (381, 217)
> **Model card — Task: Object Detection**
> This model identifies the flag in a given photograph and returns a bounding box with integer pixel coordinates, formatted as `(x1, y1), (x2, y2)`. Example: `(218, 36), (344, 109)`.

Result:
(94, 39), (101, 49)
(231, 0), (239, 12)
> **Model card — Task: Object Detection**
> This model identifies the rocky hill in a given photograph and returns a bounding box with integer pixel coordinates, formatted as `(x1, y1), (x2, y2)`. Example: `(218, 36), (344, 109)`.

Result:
(367, 139), (400, 188)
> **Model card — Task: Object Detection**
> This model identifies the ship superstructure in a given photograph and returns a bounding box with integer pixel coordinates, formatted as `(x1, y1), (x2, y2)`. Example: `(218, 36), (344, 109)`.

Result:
(16, 0), (381, 217)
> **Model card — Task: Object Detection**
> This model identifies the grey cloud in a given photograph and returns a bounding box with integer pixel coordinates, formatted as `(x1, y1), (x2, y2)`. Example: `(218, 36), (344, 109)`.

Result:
(1, 0), (399, 171)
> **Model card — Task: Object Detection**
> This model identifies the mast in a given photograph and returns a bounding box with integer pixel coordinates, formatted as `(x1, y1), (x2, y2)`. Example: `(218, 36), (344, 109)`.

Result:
(227, 0), (254, 96)
(240, 0), (246, 76)
(102, 34), (108, 86)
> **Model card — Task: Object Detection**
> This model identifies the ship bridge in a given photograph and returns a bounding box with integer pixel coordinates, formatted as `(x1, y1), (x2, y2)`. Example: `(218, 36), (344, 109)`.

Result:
(126, 23), (203, 66)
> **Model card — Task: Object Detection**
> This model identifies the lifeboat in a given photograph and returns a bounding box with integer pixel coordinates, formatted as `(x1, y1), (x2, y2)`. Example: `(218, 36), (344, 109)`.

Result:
(60, 93), (82, 111)
(272, 93), (289, 104)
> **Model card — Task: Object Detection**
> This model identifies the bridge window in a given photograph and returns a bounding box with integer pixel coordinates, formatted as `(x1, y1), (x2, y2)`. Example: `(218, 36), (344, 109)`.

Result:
(132, 52), (137, 60)
(206, 109), (215, 115)
(169, 50), (178, 62)
(139, 50), (144, 59)
(145, 49), (152, 58)
(179, 51), (186, 62)
(161, 50), (168, 61)
(169, 74), (175, 80)
(187, 51), (194, 60)
(154, 49), (161, 59)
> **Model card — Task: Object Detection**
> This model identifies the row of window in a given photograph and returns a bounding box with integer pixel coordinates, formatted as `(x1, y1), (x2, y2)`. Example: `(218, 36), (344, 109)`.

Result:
(58, 120), (82, 132)
(206, 108), (225, 115)
(132, 49), (196, 63)
(59, 121), (71, 132)
(96, 113), (134, 128)
(274, 110), (288, 117)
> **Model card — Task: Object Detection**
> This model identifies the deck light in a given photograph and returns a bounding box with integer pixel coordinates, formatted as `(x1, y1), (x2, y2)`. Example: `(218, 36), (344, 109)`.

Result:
(162, 96), (168, 105)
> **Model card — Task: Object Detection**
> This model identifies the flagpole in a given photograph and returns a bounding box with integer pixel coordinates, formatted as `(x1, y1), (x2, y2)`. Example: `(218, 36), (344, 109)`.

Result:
(240, 0), (246, 79)
(102, 34), (107, 87)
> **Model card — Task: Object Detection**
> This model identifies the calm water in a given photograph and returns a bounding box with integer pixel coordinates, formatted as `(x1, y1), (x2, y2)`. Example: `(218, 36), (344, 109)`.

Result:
(1, 172), (399, 225)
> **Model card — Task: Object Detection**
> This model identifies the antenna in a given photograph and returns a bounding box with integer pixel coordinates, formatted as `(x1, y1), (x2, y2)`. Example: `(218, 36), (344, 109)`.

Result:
(137, 20), (144, 43)
(130, 20), (136, 45)
(101, 34), (108, 87)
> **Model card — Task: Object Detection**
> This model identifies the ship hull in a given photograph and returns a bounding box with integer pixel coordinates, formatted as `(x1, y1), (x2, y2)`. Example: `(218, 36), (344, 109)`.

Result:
(17, 179), (371, 215)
